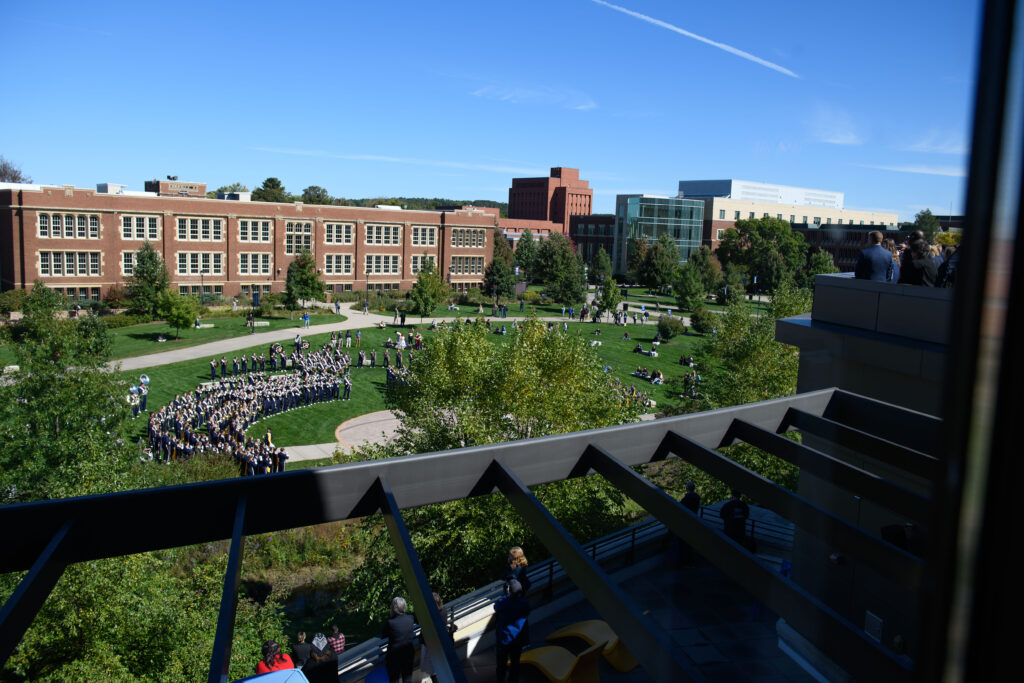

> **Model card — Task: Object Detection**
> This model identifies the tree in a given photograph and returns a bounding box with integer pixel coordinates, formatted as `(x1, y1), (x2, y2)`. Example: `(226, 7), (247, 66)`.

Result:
(0, 155), (31, 182)
(493, 228), (514, 267)
(715, 217), (808, 292)
(936, 230), (962, 246)
(689, 306), (715, 334)
(251, 177), (291, 203)
(342, 320), (641, 619)
(589, 246), (613, 285)
(301, 185), (332, 204)
(533, 233), (577, 287)
(410, 258), (448, 319)
(514, 229), (537, 278)
(802, 249), (839, 288)
(126, 241), (170, 317)
(206, 182), (248, 198)
(626, 238), (648, 281)
(687, 245), (722, 293)
(636, 233), (681, 291)
(674, 261), (705, 312)
(717, 267), (746, 306)
(914, 208), (941, 242)
(597, 278), (624, 320)
(483, 256), (515, 300)
(547, 253), (587, 305)
(284, 250), (324, 309)
(157, 289), (199, 339)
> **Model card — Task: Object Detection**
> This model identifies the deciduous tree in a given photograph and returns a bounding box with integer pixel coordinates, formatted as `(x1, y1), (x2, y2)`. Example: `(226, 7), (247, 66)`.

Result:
(547, 252), (587, 305)
(157, 289), (199, 339)
(301, 185), (332, 204)
(715, 217), (807, 292)
(674, 261), (705, 312)
(687, 245), (722, 293)
(0, 155), (31, 182)
(206, 182), (248, 198)
(493, 228), (514, 266)
(636, 233), (681, 291)
(513, 229), (536, 277)
(597, 277), (624, 320)
(533, 233), (577, 287)
(914, 208), (941, 242)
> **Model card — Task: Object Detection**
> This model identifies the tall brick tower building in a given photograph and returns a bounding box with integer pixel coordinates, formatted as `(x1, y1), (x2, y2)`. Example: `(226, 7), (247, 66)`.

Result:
(507, 167), (592, 235)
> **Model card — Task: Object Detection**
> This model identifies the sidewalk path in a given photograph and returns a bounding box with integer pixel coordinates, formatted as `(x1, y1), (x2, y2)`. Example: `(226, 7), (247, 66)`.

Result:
(286, 409), (656, 463)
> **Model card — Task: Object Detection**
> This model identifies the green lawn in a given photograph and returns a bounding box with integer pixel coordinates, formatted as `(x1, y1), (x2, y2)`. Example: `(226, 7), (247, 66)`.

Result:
(106, 311), (347, 360)
(128, 318), (709, 449)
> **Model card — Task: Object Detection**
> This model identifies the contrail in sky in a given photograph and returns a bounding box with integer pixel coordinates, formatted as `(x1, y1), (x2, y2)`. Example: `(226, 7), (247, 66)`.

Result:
(591, 0), (800, 79)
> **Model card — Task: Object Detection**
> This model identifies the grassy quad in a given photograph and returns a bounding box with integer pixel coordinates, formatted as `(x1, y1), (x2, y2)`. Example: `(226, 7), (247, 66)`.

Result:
(126, 318), (709, 454)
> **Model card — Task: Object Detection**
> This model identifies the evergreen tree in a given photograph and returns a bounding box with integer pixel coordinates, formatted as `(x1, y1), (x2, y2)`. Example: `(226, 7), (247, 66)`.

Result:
(914, 208), (941, 242)
(410, 259), (448, 319)
(674, 261), (706, 311)
(284, 251), (324, 309)
(126, 241), (170, 317)
(547, 252), (587, 305)
(483, 256), (515, 300)
(251, 177), (291, 203)
(687, 245), (722, 292)
(589, 246), (613, 285)
(514, 229), (537, 279)
(493, 228), (514, 266)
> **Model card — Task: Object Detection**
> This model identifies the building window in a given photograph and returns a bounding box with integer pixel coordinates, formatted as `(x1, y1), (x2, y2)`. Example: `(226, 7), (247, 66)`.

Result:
(716, 229), (725, 240)
(239, 252), (271, 276)
(734, 211), (740, 220)
(39, 252), (51, 275)
(177, 252), (223, 275)
(39, 214), (49, 237)
(749, 212), (755, 219)
(838, 219), (843, 225)
(826, 217), (832, 224)
(365, 254), (399, 275)
(89, 215), (99, 238)
(285, 221), (313, 254)
(777, 214), (783, 220)
(790, 215), (796, 223)
(412, 226), (436, 246)
(449, 256), (484, 275)
(366, 224), (401, 246)
(813, 217), (821, 225)
(38, 251), (100, 276)
(64, 215), (74, 238)
(325, 253), (353, 275)
(176, 217), (223, 241)
(122, 252), (134, 276)
(122, 216), (160, 240)
(325, 223), (354, 245)
(239, 219), (272, 243)
(37, 213), (99, 239)
(89, 252), (100, 275)
(411, 255), (435, 274)
(718, 209), (726, 220)
(451, 228), (486, 248)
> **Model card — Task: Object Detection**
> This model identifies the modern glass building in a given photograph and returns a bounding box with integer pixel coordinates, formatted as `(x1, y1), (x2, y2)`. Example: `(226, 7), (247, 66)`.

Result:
(611, 194), (705, 275)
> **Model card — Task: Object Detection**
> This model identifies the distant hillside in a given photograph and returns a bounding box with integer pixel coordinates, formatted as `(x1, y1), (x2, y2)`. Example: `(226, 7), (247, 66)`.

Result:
(336, 197), (508, 217)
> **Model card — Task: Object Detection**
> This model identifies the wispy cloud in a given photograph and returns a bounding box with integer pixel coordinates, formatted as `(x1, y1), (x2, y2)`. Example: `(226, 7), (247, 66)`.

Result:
(248, 146), (544, 176)
(860, 164), (967, 178)
(810, 107), (862, 145)
(900, 130), (969, 155)
(471, 83), (597, 111)
(590, 0), (799, 79)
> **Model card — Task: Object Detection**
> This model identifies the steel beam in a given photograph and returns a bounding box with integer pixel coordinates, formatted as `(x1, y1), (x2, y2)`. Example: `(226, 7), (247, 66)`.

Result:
(780, 408), (939, 481)
(582, 445), (913, 683)
(656, 431), (924, 591)
(208, 496), (247, 683)
(377, 477), (467, 683)
(0, 522), (72, 667)
(825, 390), (941, 456)
(725, 419), (931, 522)
(487, 460), (705, 682)
(0, 390), (838, 574)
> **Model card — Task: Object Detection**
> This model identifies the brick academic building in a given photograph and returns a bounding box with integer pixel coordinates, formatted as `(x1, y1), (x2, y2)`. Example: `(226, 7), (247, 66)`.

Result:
(0, 180), (496, 300)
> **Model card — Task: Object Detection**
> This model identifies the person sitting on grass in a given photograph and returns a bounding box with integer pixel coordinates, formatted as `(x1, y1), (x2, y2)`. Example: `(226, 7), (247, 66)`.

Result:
(622, 331), (630, 340)
(634, 342), (644, 353)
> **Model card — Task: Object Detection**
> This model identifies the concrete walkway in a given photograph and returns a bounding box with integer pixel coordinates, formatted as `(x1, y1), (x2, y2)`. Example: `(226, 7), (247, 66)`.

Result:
(285, 410), (657, 463)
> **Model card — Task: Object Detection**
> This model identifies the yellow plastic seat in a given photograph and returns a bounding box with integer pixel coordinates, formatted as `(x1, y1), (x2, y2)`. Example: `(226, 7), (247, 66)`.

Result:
(546, 619), (638, 672)
(520, 641), (605, 683)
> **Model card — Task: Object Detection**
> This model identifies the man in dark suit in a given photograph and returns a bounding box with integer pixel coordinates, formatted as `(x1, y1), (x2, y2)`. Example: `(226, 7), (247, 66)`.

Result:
(854, 231), (892, 281)
(381, 597), (416, 683)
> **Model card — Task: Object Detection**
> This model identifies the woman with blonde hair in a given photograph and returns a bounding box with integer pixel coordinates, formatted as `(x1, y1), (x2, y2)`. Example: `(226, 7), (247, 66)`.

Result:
(882, 238), (901, 282)
(502, 546), (531, 597)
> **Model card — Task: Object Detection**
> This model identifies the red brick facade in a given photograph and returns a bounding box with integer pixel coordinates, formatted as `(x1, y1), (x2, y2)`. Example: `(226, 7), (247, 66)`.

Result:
(506, 167), (592, 235)
(0, 185), (495, 299)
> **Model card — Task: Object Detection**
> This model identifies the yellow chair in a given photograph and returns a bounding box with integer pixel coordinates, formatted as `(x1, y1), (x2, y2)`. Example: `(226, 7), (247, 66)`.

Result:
(546, 619), (638, 672)
(520, 641), (605, 683)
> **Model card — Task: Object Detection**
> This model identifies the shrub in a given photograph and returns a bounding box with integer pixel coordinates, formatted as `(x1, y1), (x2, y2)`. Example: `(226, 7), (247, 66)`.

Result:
(0, 289), (29, 315)
(103, 285), (127, 308)
(690, 306), (716, 335)
(521, 291), (542, 305)
(103, 313), (153, 328)
(657, 315), (686, 339)
(331, 290), (364, 303)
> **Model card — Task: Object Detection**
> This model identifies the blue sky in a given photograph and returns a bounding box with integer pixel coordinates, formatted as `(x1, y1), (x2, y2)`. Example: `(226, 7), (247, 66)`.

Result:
(1, 0), (980, 220)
